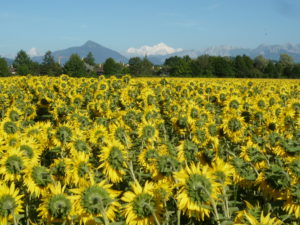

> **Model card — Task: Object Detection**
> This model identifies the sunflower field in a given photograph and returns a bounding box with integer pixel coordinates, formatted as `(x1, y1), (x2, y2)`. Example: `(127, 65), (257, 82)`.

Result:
(0, 75), (300, 225)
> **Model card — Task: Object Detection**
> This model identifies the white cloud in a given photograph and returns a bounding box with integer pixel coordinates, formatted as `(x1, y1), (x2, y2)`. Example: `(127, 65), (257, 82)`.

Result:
(127, 43), (183, 56)
(27, 48), (39, 57)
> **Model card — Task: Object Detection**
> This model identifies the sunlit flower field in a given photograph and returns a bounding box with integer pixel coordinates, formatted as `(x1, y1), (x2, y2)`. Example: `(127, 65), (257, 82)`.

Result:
(0, 75), (299, 225)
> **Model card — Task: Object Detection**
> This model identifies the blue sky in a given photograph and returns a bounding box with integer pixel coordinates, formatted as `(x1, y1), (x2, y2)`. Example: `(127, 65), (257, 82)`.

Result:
(0, 0), (300, 57)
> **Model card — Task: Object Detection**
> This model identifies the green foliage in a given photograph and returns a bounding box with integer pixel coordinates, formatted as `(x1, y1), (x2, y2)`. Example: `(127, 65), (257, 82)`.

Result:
(0, 57), (11, 76)
(63, 54), (88, 77)
(84, 52), (96, 66)
(7, 48), (300, 78)
(129, 57), (154, 76)
(13, 50), (35, 75)
(40, 51), (62, 76)
(164, 55), (192, 76)
(103, 57), (122, 75)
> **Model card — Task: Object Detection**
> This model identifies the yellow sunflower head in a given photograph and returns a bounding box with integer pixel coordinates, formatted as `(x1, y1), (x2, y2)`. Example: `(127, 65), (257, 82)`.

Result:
(122, 181), (163, 225)
(0, 183), (23, 225)
(0, 148), (28, 182)
(98, 139), (127, 183)
(38, 182), (73, 223)
(174, 163), (219, 221)
(71, 180), (121, 224)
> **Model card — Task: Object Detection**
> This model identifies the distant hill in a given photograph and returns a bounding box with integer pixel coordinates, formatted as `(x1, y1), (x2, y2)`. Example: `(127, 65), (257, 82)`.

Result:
(2, 57), (14, 65)
(3, 42), (300, 65)
(32, 40), (127, 64)
(146, 43), (300, 64)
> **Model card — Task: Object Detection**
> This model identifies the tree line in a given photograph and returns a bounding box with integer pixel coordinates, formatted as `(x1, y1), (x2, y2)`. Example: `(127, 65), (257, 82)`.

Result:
(0, 50), (300, 78)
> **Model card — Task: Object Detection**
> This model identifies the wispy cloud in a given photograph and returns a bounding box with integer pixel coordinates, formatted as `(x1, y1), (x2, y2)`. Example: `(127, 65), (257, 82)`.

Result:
(27, 48), (39, 57)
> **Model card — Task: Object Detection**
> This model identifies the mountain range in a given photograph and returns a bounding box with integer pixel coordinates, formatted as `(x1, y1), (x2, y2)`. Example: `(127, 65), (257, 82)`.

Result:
(146, 43), (300, 64)
(31, 40), (127, 65)
(2, 41), (300, 65)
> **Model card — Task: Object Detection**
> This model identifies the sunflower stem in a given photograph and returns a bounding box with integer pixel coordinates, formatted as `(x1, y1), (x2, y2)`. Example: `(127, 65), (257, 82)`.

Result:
(177, 208), (181, 225)
(199, 183), (221, 225)
(222, 184), (230, 219)
(124, 134), (140, 185)
(26, 203), (29, 225)
(163, 200), (170, 225)
(151, 209), (161, 225)
(13, 212), (17, 225)
(128, 160), (139, 185)
(99, 200), (110, 225)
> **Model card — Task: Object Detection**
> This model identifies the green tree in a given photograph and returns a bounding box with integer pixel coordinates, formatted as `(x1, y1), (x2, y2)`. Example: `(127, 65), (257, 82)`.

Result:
(191, 55), (213, 77)
(264, 61), (277, 78)
(13, 50), (33, 75)
(63, 54), (87, 77)
(0, 57), (11, 76)
(103, 57), (122, 75)
(234, 55), (255, 78)
(211, 56), (234, 77)
(292, 63), (300, 78)
(279, 54), (294, 78)
(40, 51), (62, 76)
(83, 52), (96, 66)
(140, 57), (154, 76)
(129, 57), (143, 76)
(279, 54), (294, 66)
(164, 56), (192, 76)
(254, 55), (268, 71)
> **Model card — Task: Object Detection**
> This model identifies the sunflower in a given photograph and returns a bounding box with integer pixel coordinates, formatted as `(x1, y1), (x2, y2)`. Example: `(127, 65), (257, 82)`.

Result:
(256, 164), (290, 200)
(138, 146), (159, 178)
(23, 121), (52, 149)
(240, 140), (266, 169)
(23, 165), (53, 197)
(191, 128), (208, 146)
(50, 158), (72, 184)
(205, 123), (220, 147)
(0, 147), (28, 182)
(138, 120), (159, 144)
(153, 178), (174, 202)
(88, 123), (108, 146)
(38, 182), (74, 223)
(0, 118), (19, 138)
(5, 106), (22, 122)
(122, 181), (163, 225)
(67, 138), (91, 156)
(18, 135), (42, 166)
(67, 152), (94, 187)
(177, 139), (200, 164)
(52, 122), (84, 147)
(211, 157), (234, 185)
(71, 179), (121, 224)
(69, 93), (85, 108)
(0, 183), (23, 225)
(141, 88), (157, 107)
(223, 95), (242, 113)
(232, 158), (258, 188)
(174, 163), (219, 221)
(235, 201), (283, 225)
(98, 139), (127, 183)
(283, 184), (300, 219)
(120, 86), (136, 107)
(221, 113), (246, 143)
(171, 113), (195, 136)
(109, 121), (132, 147)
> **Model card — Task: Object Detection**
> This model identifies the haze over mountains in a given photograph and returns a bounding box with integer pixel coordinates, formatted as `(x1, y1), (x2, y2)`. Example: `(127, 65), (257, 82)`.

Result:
(2, 41), (300, 65)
